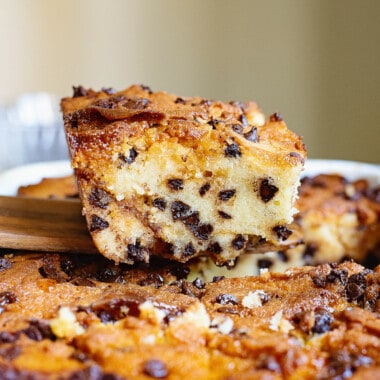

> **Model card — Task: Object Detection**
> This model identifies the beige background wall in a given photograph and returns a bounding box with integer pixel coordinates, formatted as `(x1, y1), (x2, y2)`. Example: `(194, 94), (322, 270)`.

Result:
(0, 0), (379, 162)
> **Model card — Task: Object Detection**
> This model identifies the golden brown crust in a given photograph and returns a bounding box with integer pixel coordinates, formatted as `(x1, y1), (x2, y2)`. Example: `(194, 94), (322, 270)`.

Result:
(61, 85), (306, 266)
(1, 253), (380, 379)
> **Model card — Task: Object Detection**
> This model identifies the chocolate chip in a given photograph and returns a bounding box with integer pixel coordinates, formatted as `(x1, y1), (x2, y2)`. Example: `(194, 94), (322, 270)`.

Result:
(23, 319), (55, 341)
(0, 257), (12, 272)
(0, 345), (21, 361)
(119, 147), (138, 165)
(259, 179), (278, 203)
(89, 296), (142, 322)
(224, 141), (241, 158)
(326, 269), (349, 285)
(326, 352), (372, 380)
(0, 291), (17, 314)
(126, 241), (148, 262)
(140, 84), (153, 94)
(244, 127), (258, 142)
(191, 223), (213, 241)
(229, 100), (244, 108)
(169, 265), (190, 280)
(200, 99), (211, 107)
(216, 307), (240, 315)
(218, 211), (232, 219)
(180, 280), (205, 298)
(218, 189), (236, 201)
(207, 119), (219, 129)
(137, 273), (164, 289)
(269, 112), (283, 122)
(231, 234), (246, 250)
(143, 359), (168, 378)
(345, 272), (367, 302)
(183, 243), (196, 257)
(216, 294), (239, 305)
(240, 113), (249, 127)
(152, 198), (167, 211)
(89, 215), (109, 232)
(272, 225), (292, 241)
(312, 276), (327, 288)
(208, 242), (222, 254)
(0, 331), (20, 344)
(175, 97), (186, 104)
(67, 365), (125, 380)
(94, 266), (124, 283)
(172, 202), (212, 240)
(88, 187), (110, 209)
(192, 277), (205, 289)
(38, 255), (69, 283)
(72, 86), (88, 97)
(167, 178), (184, 191)
(231, 124), (244, 134)
(257, 258), (273, 270)
(101, 87), (116, 95)
(93, 95), (126, 109)
(212, 276), (225, 282)
(178, 209), (199, 225)
(288, 152), (304, 162)
(122, 97), (149, 110)
(277, 251), (288, 262)
(302, 243), (318, 263)
(312, 309), (333, 334)
(199, 182), (211, 196)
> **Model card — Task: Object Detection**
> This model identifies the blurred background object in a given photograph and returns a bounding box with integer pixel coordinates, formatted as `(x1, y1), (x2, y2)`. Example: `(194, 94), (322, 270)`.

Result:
(0, 93), (67, 170)
(0, 0), (379, 170)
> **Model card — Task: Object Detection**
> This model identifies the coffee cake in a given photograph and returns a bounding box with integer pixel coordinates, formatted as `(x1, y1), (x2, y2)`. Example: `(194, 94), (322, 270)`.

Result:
(61, 85), (306, 266)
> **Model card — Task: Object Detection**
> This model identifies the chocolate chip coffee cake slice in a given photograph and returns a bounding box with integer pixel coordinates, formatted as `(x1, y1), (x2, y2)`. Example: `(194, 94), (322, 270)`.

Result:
(61, 85), (306, 265)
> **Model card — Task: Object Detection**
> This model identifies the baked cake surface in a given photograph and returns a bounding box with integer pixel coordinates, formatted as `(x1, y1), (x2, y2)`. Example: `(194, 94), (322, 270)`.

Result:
(61, 85), (306, 265)
(1, 252), (380, 379)
(17, 175), (78, 199)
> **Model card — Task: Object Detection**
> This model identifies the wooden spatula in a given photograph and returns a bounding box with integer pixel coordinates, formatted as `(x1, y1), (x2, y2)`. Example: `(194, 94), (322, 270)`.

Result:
(0, 196), (98, 254)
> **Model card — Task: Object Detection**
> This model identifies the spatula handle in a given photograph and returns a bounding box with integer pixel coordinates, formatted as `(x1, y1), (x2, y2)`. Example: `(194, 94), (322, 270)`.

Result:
(0, 196), (98, 254)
